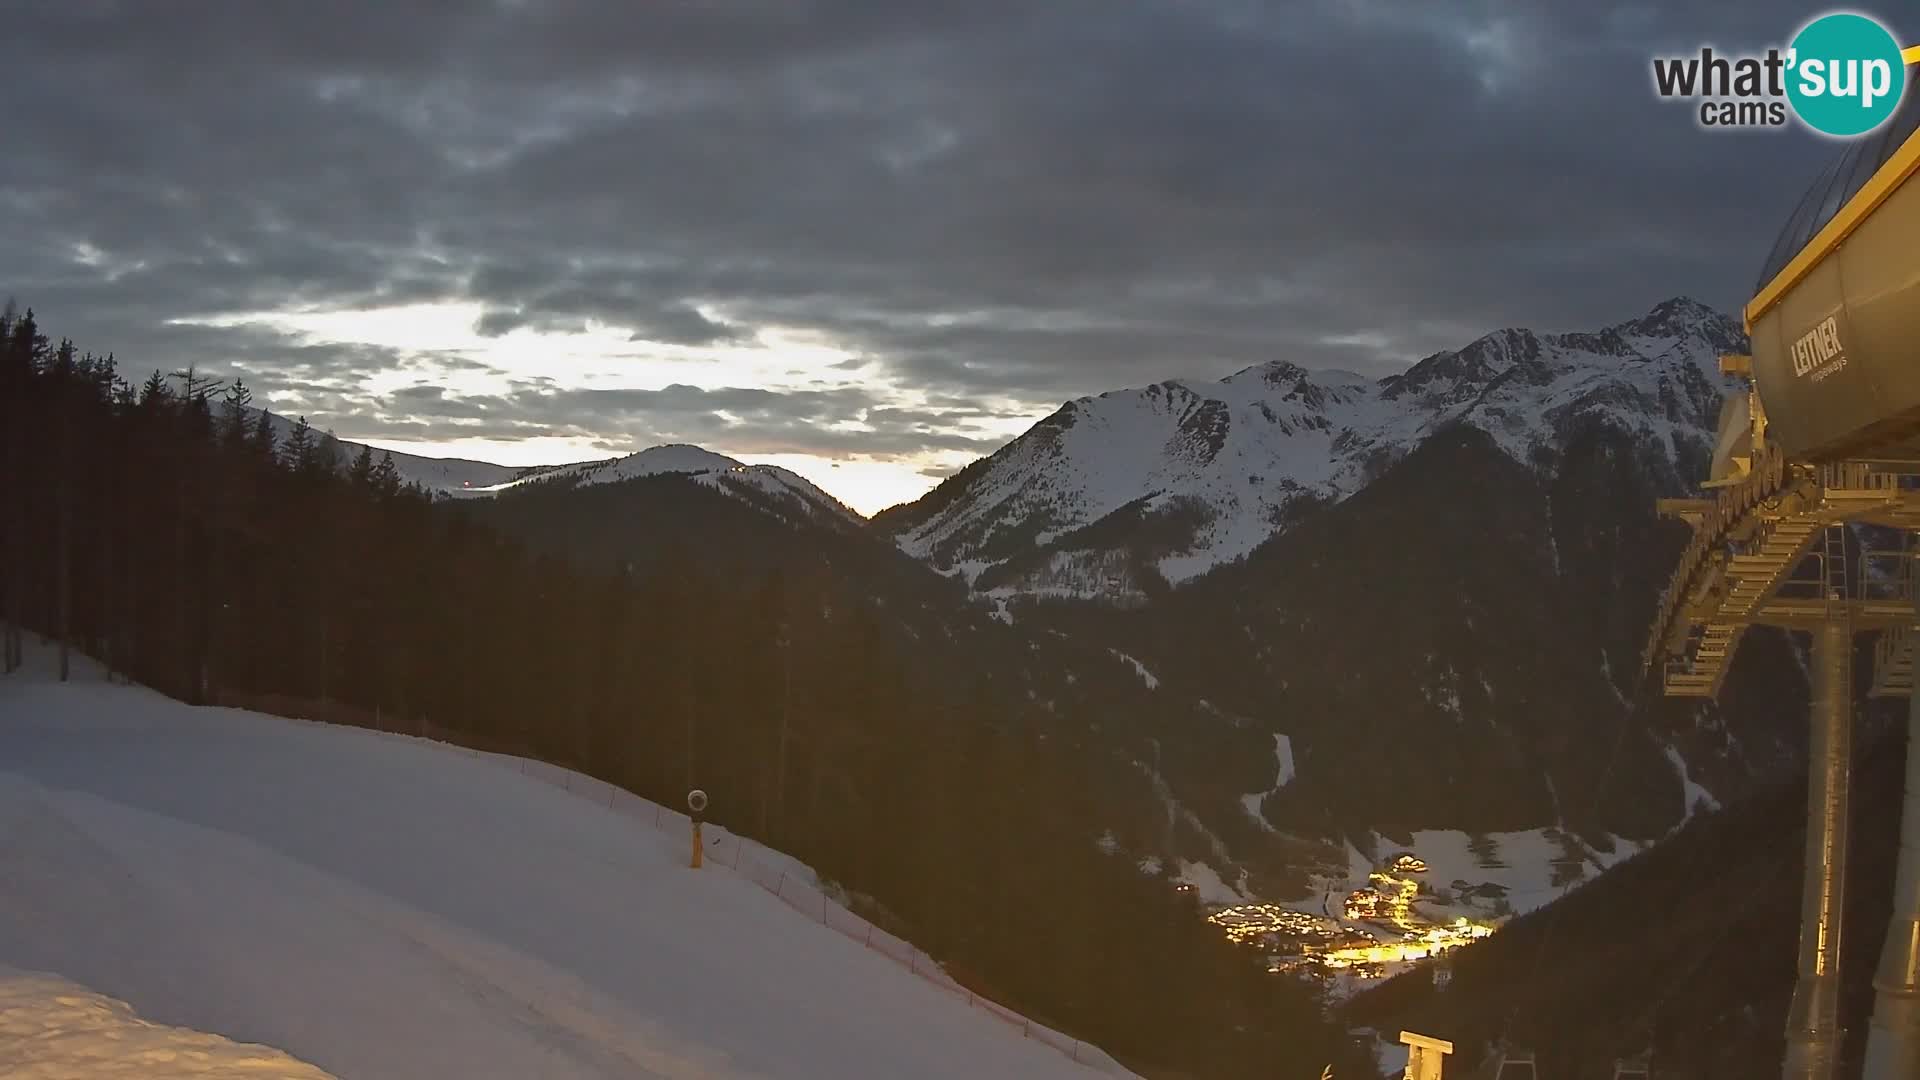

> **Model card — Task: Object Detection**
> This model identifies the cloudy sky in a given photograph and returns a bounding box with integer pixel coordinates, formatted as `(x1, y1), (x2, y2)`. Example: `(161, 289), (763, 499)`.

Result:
(1, 1), (1892, 513)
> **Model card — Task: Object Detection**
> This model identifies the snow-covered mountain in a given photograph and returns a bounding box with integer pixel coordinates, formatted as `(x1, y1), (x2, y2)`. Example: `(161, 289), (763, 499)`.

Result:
(250, 409), (537, 492)
(490, 443), (863, 527)
(250, 408), (861, 531)
(880, 297), (1742, 598)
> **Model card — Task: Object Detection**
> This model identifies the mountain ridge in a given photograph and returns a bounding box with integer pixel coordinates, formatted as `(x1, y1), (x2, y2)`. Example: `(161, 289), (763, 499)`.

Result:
(878, 296), (1741, 600)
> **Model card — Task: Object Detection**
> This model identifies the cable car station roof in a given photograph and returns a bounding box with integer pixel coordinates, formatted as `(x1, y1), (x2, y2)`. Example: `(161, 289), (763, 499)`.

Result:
(1748, 58), (1920, 331)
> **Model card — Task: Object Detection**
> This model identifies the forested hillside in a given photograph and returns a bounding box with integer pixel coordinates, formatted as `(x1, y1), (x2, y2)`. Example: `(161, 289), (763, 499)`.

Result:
(0, 307), (1376, 1079)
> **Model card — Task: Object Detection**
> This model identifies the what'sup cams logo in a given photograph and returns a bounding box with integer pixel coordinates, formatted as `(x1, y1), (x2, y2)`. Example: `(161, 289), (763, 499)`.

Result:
(1652, 12), (1914, 136)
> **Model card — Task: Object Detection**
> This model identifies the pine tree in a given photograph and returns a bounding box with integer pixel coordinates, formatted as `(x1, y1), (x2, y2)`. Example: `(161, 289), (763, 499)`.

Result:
(315, 429), (345, 479)
(0, 303), (17, 672)
(349, 444), (376, 490)
(50, 340), (77, 681)
(1, 309), (47, 671)
(220, 380), (253, 448)
(169, 363), (222, 405)
(282, 416), (314, 473)
(252, 408), (279, 462)
(372, 451), (401, 496)
(138, 369), (171, 408)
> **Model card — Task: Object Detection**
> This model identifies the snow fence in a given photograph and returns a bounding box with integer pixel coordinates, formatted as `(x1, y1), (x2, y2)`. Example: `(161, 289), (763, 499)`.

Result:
(505, 755), (1133, 1076)
(389, 732), (1136, 1077)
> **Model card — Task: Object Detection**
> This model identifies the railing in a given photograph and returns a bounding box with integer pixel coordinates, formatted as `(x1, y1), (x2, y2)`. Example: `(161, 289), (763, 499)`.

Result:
(1874, 625), (1912, 689)
(1641, 444), (1792, 678)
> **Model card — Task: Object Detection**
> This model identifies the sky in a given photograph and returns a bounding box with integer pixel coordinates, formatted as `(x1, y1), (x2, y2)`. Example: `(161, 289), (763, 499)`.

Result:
(0, 1), (1894, 515)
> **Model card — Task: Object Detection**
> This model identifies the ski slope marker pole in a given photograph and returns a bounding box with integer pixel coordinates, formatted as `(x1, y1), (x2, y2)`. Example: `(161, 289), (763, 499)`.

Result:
(687, 789), (708, 869)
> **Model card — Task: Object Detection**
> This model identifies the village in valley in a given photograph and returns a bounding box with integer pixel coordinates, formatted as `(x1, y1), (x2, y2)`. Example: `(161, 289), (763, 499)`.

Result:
(1203, 850), (1507, 990)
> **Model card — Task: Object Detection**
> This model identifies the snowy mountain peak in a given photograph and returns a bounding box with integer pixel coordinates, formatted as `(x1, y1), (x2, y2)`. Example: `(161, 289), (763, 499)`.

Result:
(619, 442), (744, 473)
(1224, 359), (1310, 388)
(503, 443), (864, 527)
(1629, 295), (1725, 338)
(881, 298), (1742, 599)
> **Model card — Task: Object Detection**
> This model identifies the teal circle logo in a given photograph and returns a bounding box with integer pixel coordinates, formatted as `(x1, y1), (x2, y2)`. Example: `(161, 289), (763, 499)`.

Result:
(1786, 13), (1907, 137)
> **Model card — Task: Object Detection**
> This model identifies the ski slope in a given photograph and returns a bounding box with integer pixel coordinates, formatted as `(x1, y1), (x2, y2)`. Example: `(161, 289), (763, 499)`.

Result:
(0, 966), (338, 1078)
(0, 649), (1122, 1079)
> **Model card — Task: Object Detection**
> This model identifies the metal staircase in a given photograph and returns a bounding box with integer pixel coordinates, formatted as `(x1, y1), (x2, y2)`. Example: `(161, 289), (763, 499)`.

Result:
(1653, 461), (1920, 697)
(1663, 517), (1823, 697)
(1871, 626), (1913, 698)
(1726, 519), (1823, 616)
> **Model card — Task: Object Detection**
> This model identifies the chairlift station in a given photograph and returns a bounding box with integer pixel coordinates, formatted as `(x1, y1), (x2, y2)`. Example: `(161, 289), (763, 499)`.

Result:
(1642, 64), (1920, 1080)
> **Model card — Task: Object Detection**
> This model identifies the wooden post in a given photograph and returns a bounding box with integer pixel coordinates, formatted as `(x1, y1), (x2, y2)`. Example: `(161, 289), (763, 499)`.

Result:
(691, 820), (703, 869)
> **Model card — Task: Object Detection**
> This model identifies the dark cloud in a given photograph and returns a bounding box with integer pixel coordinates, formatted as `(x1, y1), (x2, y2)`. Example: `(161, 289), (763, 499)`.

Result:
(0, 0), (1884, 466)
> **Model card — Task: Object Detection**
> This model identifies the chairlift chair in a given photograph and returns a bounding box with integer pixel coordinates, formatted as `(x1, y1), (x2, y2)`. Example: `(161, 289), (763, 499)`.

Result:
(1490, 1044), (1539, 1080)
(1611, 1052), (1651, 1080)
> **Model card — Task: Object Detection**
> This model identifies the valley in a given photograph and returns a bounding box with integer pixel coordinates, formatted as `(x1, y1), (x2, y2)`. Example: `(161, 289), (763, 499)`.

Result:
(0, 293), (1849, 1077)
(369, 297), (1784, 996)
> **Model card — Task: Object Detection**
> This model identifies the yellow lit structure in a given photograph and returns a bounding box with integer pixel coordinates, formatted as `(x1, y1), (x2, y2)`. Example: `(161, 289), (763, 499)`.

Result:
(1318, 920), (1493, 971)
(1208, 855), (1496, 982)
(1643, 68), (1920, 1080)
(1399, 1030), (1453, 1080)
(1205, 903), (1337, 946)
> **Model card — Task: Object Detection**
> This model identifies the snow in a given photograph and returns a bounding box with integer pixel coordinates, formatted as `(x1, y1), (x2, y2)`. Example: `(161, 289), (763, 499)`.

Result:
(1269, 733), (1295, 787)
(894, 299), (1737, 597)
(1172, 860), (1251, 907)
(1346, 840), (1375, 886)
(1392, 829), (1642, 917)
(489, 444), (862, 525)
(0, 650), (1125, 1079)
(1238, 793), (1273, 832)
(1370, 1034), (1412, 1079)
(244, 413), (855, 529)
(0, 966), (338, 1079)
(1107, 650), (1159, 689)
(1665, 745), (1721, 822)
(1136, 761), (1240, 873)
(1238, 734), (1295, 832)
(249, 409), (534, 493)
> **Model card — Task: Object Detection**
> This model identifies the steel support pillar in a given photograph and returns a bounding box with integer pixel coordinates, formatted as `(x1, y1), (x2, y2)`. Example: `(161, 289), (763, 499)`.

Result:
(1784, 613), (1853, 1080)
(1865, 626), (1920, 1077)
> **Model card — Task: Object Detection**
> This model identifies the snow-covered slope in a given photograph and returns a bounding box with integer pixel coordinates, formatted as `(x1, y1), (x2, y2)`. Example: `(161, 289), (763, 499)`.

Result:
(0, 651), (1118, 1080)
(884, 297), (1740, 597)
(0, 967), (338, 1079)
(249, 409), (538, 492)
(492, 443), (864, 527)
(247, 407), (861, 528)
